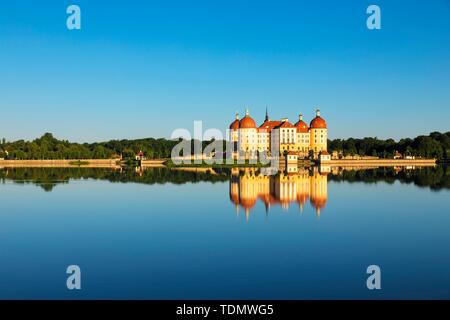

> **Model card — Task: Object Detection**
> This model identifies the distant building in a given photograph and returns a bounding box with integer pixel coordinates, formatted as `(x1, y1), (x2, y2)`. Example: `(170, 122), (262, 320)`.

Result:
(286, 151), (298, 164)
(0, 148), (6, 160)
(319, 150), (331, 163)
(331, 150), (340, 160)
(229, 108), (328, 159)
(285, 151), (299, 174)
(135, 150), (146, 161)
(394, 151), (402, 159)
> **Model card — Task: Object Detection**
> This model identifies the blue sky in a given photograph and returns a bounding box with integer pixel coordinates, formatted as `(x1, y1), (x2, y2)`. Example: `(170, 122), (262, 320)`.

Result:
(0, 0), (449, 142)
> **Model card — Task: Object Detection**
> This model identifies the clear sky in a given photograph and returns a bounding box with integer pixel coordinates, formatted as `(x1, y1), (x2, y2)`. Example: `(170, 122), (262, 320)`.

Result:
(0, 0), (449, 142)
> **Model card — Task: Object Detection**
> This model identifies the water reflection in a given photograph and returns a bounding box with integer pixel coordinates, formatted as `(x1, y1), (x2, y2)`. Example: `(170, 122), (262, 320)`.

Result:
(1, 165), (449, 299)
(1, 165), (449, 195)
(0, 166), (230, 191)
(230, 167), (328, 220)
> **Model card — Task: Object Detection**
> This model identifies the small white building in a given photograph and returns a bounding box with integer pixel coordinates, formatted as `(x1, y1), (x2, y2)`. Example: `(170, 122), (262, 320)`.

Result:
(318, 150), (331, 163)
(286, 151), (298, 164)
(135, 150), (146, 161)
(286, 165), (298, 174)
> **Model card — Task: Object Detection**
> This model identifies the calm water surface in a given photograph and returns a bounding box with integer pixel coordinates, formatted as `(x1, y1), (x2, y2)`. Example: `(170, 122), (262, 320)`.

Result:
(0, 166), (449, 299)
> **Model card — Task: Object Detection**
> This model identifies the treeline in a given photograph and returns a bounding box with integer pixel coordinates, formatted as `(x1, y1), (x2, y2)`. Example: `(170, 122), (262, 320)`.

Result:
(328, 131), (450, 159)
(0, 133), (116, 160)
(0, 133), (221, 160)
(1, 131), (449, 160)
(0, 133), (184, 160)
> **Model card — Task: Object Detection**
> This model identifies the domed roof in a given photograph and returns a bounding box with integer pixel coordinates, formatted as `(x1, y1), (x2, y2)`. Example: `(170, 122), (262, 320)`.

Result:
(239, 110), (256, 129)
(297, 193), (309, 205)
(294, 114), (309, 133)
(230, 113), (240, 130)
(310, 195), (327, 209)
(310, 109), (327, 129)
(310, 197), (327, 216)
(240, 197), (257, 210)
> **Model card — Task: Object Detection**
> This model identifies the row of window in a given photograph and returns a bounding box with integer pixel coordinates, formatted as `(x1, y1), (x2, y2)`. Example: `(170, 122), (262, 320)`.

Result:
(239, 134), (324, 145)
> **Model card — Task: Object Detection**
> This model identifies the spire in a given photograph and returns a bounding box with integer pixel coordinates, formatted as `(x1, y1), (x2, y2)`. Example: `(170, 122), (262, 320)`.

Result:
(265, 106), (269, 121)
(235, 111), (239, 120)
(245, 108), (250, 117)
(316, 108), (321, 117)
(299, 114), (303, 121)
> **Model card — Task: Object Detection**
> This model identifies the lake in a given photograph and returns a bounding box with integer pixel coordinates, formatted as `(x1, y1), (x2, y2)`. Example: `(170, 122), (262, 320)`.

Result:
(0, 166), (449, 299)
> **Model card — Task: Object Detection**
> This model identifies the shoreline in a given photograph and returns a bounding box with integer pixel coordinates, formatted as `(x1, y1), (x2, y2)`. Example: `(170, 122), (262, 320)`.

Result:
(323, 159), (437, 167)
(0, 159), (120, 168)
(0, 158), (438, 169)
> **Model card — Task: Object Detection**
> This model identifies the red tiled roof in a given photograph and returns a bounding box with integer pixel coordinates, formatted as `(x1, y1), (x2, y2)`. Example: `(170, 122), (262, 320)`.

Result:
(274, 121), (295, 129)
(259, 120), (282, 132)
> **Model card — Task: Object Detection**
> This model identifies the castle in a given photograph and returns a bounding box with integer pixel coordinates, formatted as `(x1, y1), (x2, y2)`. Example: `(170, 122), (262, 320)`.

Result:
(229, 108), (328, 159)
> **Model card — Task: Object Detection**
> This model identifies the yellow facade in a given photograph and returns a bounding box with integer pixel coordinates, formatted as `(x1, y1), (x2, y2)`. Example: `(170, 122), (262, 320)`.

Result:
(230, 109), (327, 159)
(238, 128), (257, 155)
(295, 132), (310, 157)
(310, 128), (327, 155)
(257, 131), (270, 153)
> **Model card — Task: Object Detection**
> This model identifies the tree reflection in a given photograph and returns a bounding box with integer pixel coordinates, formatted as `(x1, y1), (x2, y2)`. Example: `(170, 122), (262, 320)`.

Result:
(1, 165), (448, 197)
(0, 167), (229, 192)
(327, 166), (450, 191)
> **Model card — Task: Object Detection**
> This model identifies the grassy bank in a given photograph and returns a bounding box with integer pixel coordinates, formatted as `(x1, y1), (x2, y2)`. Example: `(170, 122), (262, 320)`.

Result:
(69, 160), (90, 166)
(121, 159), (140, 166)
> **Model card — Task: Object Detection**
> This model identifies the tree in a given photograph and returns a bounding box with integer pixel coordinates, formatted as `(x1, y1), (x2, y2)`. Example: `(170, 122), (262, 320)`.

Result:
(93, 145), (109, 159)
(122, 148), (135, 160)
(3, 131), (448, 162)
(413, 136), (443, 159)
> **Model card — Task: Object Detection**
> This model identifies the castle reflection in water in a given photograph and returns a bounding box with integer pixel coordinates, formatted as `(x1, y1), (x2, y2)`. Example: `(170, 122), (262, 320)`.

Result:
(229, 166), (330, 220)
